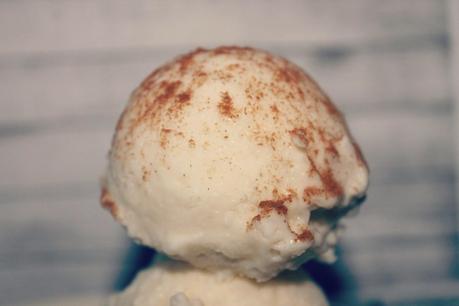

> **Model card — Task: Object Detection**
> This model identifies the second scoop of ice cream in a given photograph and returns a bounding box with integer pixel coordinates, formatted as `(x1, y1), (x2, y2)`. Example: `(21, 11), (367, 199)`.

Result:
(108, 259), (328, 306)
(102, 46), (369, 281)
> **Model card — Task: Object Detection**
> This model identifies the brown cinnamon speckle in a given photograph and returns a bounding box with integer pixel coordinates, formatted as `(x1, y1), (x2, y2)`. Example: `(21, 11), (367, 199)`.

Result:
(247, 192), (294, 229)
(100, 188), (118, 219)
(216, 70), (234, 81)
(276, 66), (302, 85)
(176, 90), (191, 103)
(303, 187), (323, 204)
(325, 145), (339, 158)
(115, 108), (127, 132)
(157, 80), (182, 105)
(321, 168), (343, 198)
(226, 63), (241, 71)
(218, 91), (238, 118)
(296, 228), (314, 241)
(192, 71), (208, 87)
(177, 47), (207, 72)
(142, 165), (151, 182)
(213, 46), (255, 56)
(167, 89), (193, 116)
(259, 199), (289, 215)
(140, 63), (173, 91)
(290, 127), (314, 147)
(160, 128), (172, 148)
(290, 127), (345, 201)
(352, 141), (368, 168)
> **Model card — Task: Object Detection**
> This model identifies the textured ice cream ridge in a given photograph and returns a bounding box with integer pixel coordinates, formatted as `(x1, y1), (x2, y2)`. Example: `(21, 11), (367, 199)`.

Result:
(108, 259), (328, 306)
(101, 46), (369, 281)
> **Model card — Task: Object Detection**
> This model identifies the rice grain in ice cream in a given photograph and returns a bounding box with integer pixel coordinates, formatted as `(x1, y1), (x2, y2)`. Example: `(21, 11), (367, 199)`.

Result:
(101, 46), (369, 281)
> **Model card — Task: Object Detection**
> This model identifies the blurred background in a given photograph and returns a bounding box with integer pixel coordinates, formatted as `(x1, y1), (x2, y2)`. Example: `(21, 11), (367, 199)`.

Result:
(1, 0), (459, 305)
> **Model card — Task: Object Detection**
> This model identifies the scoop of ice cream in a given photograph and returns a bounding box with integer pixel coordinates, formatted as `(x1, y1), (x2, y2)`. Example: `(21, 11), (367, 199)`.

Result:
(101, 46), (368, 281)
(108, 259), (328, 306)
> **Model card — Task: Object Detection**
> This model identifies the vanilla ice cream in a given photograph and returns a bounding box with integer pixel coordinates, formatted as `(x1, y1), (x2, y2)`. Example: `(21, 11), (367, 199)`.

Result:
(108, 258), (328, 306)
(101, 46), (369, 281)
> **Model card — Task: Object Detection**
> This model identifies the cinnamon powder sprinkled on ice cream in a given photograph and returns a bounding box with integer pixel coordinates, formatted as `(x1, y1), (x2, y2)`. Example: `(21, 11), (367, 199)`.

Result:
(101, 46), (368, 281)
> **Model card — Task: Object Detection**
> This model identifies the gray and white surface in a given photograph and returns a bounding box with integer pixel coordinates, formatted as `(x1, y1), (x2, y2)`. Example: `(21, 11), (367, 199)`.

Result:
(1, 1), (458, 305)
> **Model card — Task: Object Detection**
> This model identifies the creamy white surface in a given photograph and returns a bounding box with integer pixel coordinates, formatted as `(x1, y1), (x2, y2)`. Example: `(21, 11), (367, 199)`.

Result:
(102, 47), (369, 281)
(108, 260), (328, 306)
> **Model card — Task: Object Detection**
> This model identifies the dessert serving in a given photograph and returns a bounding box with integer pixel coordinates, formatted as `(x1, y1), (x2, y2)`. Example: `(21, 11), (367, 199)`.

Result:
(101, 46), (369, 305)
